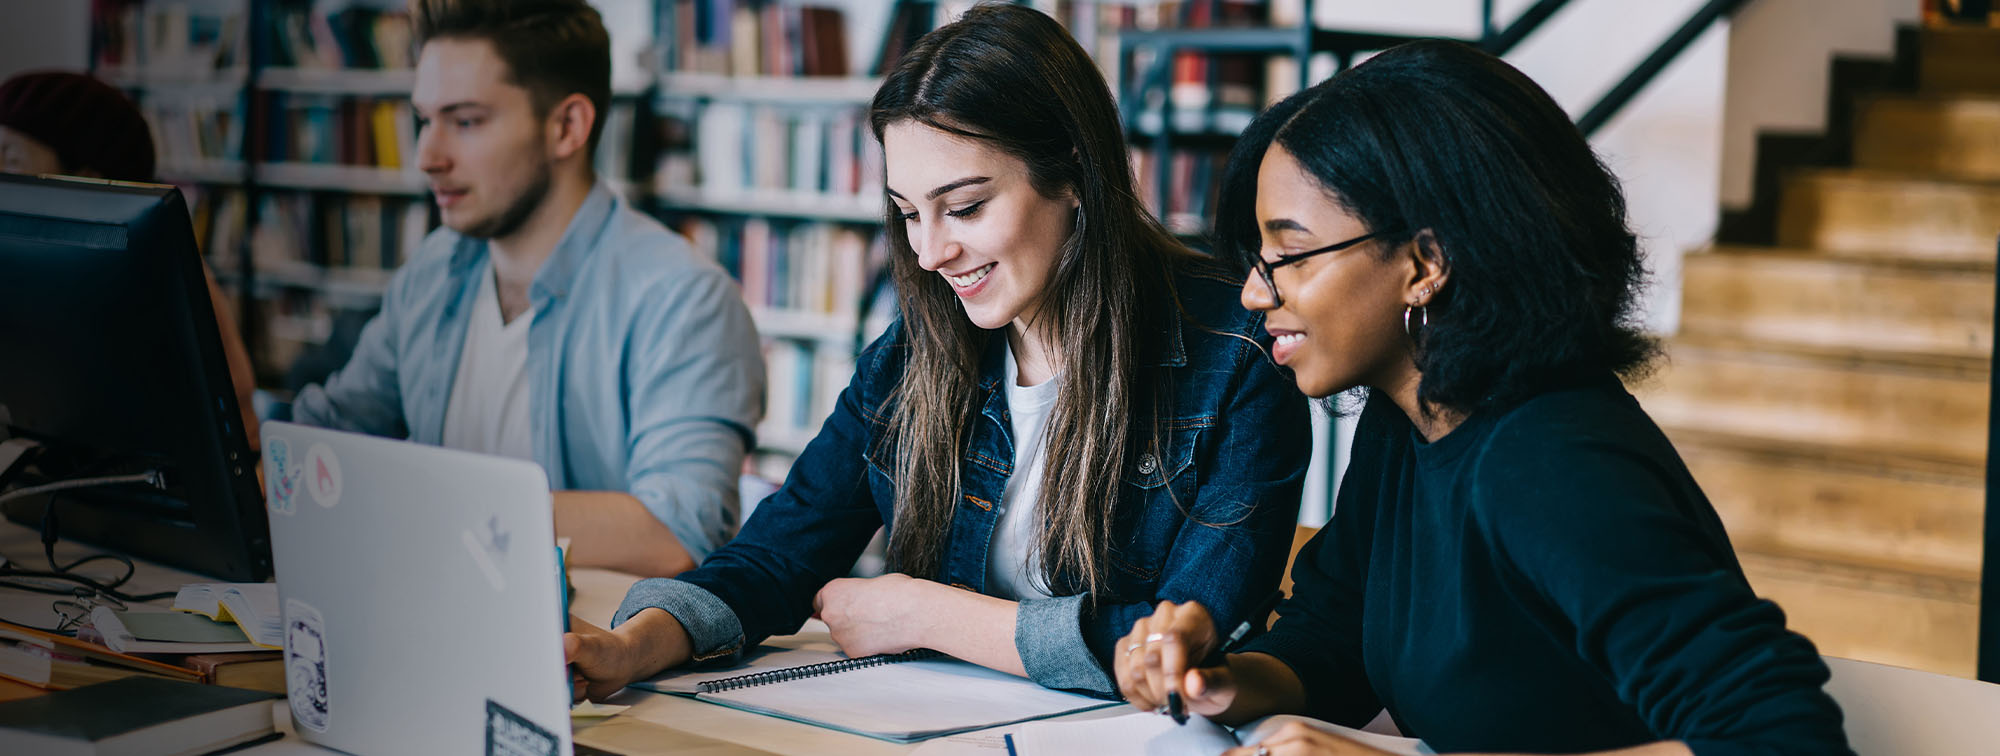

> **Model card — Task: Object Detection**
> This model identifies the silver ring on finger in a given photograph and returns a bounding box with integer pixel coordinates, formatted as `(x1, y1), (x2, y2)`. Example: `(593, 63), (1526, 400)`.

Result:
(1145, 632), (1167, 643)
(1255, 747), (1270, 756)
(1125, 642), (1143, 653)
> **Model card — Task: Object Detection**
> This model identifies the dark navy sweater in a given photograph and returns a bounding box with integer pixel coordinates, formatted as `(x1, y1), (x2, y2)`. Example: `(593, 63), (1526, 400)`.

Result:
(1242, 378), (1852, 755)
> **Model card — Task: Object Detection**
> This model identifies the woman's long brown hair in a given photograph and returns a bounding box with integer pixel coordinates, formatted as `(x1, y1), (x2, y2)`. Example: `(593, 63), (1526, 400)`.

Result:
(867, 4), (1192, 600)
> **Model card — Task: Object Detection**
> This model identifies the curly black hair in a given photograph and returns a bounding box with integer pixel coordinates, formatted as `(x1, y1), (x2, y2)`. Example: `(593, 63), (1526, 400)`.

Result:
(1215, 39), (1656, 413)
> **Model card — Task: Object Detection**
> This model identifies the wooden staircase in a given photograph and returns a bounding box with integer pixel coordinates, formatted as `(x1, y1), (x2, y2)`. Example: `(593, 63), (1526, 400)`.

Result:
(1637, 25), (2000, 677)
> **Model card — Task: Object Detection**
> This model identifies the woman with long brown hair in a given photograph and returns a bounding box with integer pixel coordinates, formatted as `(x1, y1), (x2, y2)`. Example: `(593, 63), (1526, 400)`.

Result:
(564, 4), (1309, 697)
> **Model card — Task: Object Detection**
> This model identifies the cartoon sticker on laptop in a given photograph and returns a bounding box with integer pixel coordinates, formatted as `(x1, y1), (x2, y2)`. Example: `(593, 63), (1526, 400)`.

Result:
(267, 438), (300, 515)
(286, 598), (331, 733)
(304, 442), (343, 508)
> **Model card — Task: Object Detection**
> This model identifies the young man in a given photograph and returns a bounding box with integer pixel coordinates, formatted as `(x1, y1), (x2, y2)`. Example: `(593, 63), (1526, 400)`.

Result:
(291, 0), (763, 577)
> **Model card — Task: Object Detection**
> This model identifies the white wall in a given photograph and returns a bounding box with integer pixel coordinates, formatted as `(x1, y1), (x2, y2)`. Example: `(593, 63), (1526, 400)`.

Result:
(1316, 0), (1728, 333)
(0, 0), (90, 80)
(1719, 0), (1918, 209)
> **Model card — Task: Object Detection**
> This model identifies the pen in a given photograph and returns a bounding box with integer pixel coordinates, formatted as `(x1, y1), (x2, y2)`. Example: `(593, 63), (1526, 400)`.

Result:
(1172, 590), (1285, 726)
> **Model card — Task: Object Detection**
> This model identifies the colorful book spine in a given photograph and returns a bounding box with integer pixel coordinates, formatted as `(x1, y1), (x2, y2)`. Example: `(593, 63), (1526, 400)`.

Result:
(94, 0), (248, 77)
(664, 1), (854, 77)
(669, 103), (883, 207)
(259, 1), (413, 70)
(252, 93), (415, 170)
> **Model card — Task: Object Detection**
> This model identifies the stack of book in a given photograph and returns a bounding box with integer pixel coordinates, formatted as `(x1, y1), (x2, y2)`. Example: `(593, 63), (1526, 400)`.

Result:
(0, 610), (282, 696)
(0, 677), (280, 755)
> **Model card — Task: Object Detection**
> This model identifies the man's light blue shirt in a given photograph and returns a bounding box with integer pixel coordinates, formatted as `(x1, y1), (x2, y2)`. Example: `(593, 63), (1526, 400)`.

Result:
(291, 183), (764, 560)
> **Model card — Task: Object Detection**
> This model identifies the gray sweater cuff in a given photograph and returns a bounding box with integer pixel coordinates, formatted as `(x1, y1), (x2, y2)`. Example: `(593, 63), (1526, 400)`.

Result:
(1016, 593), (1116, 696)
(613, 578), (747, 665)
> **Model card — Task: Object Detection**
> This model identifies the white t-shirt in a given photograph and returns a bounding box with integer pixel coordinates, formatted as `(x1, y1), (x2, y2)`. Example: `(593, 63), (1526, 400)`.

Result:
(986, 346), (1060, 601)
(440, 270), (535, 461)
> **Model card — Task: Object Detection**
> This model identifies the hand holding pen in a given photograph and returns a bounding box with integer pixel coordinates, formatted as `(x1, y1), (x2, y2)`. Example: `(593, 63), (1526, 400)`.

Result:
(1114, 592), (1282, 725)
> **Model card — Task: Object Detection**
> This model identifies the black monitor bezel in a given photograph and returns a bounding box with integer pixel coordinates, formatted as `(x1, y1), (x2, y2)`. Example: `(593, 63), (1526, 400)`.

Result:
(0, 173), (269, 581)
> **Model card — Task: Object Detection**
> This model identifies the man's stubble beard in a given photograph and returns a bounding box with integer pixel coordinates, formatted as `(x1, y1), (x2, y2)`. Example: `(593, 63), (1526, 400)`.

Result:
(458, 158), (553, 241)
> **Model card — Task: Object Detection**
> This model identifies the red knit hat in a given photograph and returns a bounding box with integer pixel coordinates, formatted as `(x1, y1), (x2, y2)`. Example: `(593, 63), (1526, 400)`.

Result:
(0, 71), (157, 183)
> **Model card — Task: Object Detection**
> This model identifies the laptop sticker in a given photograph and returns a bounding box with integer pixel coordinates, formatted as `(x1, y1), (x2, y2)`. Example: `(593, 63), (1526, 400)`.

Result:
(267, 437), (300, 515)
(286, 598), (331, 733)
(464, 514), (512, 593)
(486, 699), (560, 756)
(304, 442), (343, 508)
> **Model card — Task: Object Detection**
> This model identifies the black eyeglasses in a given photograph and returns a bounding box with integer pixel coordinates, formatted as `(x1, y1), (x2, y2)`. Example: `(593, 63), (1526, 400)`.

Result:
(1250, 229), (1400, 307)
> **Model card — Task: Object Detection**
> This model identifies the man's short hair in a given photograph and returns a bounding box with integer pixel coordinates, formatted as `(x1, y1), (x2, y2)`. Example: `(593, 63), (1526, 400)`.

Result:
(411, 0), (612, 155)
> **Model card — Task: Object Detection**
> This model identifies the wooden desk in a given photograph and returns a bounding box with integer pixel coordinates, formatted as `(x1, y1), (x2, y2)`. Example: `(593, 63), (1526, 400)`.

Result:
(0, 520), (1123, 755)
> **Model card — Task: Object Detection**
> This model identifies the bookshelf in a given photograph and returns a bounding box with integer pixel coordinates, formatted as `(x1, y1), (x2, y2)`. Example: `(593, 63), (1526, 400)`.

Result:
(88, 0), (433, 385)
(90, 0), (662, 388)
(646, 0), (923, 467)
(91, 0), (1351, 483)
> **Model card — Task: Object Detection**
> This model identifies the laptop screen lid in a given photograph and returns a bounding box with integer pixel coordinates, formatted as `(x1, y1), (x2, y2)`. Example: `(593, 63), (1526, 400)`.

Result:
(261, 421), (573, 755)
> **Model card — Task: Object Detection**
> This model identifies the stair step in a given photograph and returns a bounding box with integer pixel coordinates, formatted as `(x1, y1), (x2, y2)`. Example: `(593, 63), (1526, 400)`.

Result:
(1676, 437), (1984, 581)
(1680, 247), (1995, 359)
(1740, 552), (1977, 678)
(1854, 94), (2000, 180)
(1921, 26), (2000, 94)
(1637, 338), (1991, 469)
(1777, 170), (2000, 261)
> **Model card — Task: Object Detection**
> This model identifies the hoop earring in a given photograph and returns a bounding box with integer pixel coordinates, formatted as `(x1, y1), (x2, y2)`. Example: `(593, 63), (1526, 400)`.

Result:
(1403, 304), (1427, 339)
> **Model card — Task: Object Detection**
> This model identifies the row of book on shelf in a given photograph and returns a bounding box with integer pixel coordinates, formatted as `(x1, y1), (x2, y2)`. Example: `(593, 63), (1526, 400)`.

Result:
(93, 0), (246, 79)
(670, 215), (891, 455)
(256, 94), (416, 169)
(261, 0), (415, 70)
(116, 0), (1373, 460)
(94, 0), (413, 76)
(662, 0), (855, 78)
(193, 188), (431, 283)
(674, 216), (886, 320)
(665, 102), (883, 209)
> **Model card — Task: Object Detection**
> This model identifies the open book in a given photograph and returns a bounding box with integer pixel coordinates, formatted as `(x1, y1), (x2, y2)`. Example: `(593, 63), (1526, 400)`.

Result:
(171, 583), (281, 649)
(90, 607), (264, 655)
(632, 632), (1119, 743)
(1007, 711), (1432, 756)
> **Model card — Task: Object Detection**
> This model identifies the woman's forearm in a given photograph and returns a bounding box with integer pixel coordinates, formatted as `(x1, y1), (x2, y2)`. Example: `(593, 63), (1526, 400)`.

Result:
(910, 582), (1027, 677)
(616, 607), (697, 676)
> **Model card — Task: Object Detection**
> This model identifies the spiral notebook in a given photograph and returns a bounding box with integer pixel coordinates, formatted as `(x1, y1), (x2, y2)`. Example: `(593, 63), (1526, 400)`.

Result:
(632, 632), (1118, 743)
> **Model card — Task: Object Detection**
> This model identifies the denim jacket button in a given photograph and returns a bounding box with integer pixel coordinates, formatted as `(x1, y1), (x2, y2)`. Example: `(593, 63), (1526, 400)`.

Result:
(1137, 453), (1158, 475)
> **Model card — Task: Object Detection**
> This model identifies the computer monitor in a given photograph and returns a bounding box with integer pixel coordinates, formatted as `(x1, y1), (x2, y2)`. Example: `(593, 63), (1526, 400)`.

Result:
(0, 173), (269, 581)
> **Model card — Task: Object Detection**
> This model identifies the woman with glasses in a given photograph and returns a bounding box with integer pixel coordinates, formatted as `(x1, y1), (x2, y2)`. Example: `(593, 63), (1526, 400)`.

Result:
(562, 4), (1308, 698)
(1115, 41), (1852, 755)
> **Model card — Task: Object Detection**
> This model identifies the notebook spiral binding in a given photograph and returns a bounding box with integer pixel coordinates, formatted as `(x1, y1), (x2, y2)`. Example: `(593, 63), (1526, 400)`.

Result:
(694, 648), (944, 693)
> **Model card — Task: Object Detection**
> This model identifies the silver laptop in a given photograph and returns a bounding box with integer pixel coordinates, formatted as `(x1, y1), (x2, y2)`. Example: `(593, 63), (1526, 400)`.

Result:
(261, 421), (577, 755)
